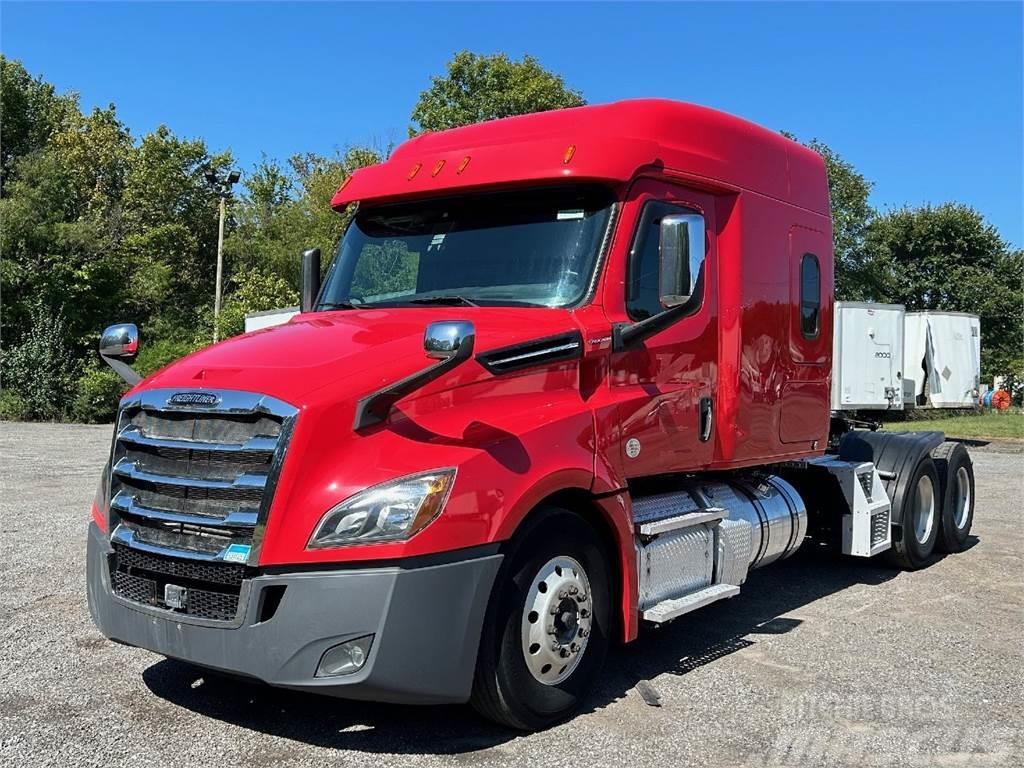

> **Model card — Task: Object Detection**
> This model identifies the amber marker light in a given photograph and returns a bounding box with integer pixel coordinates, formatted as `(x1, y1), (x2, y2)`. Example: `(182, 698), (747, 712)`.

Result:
(456, 156), (471, 174)
(431, 159), (446, 177)
(408, 163), (422, 180)
(563, 144), (576, 164)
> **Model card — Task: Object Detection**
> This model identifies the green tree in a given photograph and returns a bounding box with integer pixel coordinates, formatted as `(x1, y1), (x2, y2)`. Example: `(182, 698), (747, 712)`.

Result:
(784, 134), (877, 300)
(410, 51), (585, 134)
(215, 268), (299, 339)
(865, 203), (1023, 386)
(226, 147), (381, 289)
(0, 56), (78, 192)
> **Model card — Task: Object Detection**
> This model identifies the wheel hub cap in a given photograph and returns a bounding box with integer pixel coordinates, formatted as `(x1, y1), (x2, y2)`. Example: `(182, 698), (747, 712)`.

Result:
(521, 556), (593, 685)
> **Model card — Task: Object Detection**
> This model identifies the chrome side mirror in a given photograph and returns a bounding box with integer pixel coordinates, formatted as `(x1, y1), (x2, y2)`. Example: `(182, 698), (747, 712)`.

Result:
(99, 323), (141, 386)
(100, 323), (139, 361)
(659, 213), (705, 308)
(424, 320), (475, 360)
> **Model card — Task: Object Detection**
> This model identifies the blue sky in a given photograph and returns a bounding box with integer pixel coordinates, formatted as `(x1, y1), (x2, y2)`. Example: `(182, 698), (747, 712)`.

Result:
(3, 1), (1021, 245)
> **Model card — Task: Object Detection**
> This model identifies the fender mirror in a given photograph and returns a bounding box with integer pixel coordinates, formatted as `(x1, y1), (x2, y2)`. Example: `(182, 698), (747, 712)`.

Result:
(659, 213), (705, 308)
(99, 323), (141, 386)
(100, 323), (139, 361)
(424, 320), (475, 359)
(353, 320), (476, 431)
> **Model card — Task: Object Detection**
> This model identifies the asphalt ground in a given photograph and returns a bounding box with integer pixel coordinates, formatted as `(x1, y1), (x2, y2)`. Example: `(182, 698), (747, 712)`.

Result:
(1, 422), (1021, 767)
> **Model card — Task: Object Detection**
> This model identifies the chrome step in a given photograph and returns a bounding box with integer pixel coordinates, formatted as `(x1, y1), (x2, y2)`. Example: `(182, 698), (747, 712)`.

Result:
(636, 507), (726, 536)
(642, 583), (740, 624)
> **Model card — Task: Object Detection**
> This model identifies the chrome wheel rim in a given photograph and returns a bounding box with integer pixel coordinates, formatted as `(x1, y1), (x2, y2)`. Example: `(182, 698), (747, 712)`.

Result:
(953, 466), (971, 530)
(520, 556), (593, 686)
(913, 473), (936, 545)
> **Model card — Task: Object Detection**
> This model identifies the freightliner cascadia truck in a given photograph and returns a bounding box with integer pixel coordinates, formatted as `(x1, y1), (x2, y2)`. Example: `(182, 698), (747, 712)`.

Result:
(87, 99), (976, 730)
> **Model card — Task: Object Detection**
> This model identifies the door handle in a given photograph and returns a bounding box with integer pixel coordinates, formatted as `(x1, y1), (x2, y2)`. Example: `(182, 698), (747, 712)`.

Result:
(699, 396), (713, 442)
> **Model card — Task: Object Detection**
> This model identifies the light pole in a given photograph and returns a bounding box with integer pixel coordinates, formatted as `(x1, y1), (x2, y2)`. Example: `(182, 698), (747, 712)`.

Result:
(205, 169), (241, 342)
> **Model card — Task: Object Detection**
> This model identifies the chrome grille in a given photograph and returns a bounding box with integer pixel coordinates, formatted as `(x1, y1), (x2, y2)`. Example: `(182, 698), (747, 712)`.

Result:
(106, 388), (297, 622)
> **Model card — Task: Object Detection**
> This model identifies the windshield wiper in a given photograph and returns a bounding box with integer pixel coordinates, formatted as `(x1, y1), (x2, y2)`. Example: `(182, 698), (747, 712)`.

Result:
(317, 300), (362, 310)
(406, 295), (480, 307)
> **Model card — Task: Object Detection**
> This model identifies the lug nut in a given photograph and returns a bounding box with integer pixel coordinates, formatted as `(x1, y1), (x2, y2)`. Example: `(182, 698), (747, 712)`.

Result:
(559, 648), (571, 658)
(580, 608), (590, 618)
(550, 605), (559, 615)
(577, 592), (587, 602)
(558, 589), (568, 599)
(550, 639), (560, 651)
(570, 642), (579, 653)
(579, 628), (589, 638)
(569, 586), (578, 595)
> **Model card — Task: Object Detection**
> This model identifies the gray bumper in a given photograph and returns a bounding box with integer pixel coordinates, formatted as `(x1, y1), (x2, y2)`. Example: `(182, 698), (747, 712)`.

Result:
(86, 524), (502, 704)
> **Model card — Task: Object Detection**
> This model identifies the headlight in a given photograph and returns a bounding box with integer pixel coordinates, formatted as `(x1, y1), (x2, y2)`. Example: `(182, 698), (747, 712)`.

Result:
(307, 469), (456, 548)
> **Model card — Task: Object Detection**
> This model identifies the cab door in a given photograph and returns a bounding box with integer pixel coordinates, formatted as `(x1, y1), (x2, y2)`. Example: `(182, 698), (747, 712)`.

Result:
(607, 180), (718, 478)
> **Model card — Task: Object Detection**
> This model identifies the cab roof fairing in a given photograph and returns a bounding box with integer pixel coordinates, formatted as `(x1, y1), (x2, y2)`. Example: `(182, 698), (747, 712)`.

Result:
(330, 99), (828, 216)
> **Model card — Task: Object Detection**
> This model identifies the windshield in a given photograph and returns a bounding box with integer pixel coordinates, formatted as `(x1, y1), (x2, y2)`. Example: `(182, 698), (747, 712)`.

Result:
(316, 184), (614, 309)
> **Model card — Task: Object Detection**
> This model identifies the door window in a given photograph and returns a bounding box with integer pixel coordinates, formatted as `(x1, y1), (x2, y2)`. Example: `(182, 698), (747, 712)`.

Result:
(626, 201), (705, 320)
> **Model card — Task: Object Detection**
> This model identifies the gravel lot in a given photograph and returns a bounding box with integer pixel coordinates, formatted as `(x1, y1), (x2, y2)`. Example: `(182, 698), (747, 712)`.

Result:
(1, 422), (1021, 767)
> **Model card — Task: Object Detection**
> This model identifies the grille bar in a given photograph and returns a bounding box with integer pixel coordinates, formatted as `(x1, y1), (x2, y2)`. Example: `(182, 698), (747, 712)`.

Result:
(113, 459), (268, 490)
(111, 491), (258, 528)
(117, 424), (279, 453)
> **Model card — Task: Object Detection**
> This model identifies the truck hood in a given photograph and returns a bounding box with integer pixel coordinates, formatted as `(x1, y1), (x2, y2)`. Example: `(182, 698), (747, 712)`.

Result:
(140, 306), (583, 408)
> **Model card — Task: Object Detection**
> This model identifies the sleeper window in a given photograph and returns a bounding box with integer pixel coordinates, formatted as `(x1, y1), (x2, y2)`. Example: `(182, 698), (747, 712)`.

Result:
(800, 253), (820, 338)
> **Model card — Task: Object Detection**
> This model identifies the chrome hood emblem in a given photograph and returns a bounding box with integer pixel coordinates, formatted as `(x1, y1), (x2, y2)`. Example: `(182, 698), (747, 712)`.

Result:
(167, 391), (221, 408)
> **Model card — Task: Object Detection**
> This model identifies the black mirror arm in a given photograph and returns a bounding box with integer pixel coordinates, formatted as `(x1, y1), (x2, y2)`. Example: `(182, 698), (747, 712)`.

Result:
(101, 353), (142, 387)
(353, 335), (475, 431)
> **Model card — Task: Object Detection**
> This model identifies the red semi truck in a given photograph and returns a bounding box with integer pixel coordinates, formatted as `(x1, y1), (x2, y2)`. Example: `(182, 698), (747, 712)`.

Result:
(87, 99), (976, 730)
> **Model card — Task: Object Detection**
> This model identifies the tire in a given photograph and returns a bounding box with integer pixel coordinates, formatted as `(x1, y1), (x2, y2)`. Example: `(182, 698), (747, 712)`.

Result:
(470, 507), (611, 730)
(932, 441), (975, 553)
(885, 456), (940, 570)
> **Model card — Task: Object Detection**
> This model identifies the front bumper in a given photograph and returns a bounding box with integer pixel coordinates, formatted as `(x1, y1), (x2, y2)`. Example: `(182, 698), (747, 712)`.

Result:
(86, 523), (502, 704)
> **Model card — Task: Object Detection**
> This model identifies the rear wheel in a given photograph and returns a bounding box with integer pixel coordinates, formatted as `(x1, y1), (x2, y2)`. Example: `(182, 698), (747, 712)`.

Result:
(932, 441), (975, 553)
(886, 456), (940, 570)
(470, 508), (610, 730)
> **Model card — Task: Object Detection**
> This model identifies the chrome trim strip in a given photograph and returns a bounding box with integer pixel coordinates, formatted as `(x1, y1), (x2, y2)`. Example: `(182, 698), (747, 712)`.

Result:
(112, 458), (268, 490)
(489, 340), (580, 367)
(117, 424), (278, 453)
(120, 387), (296, 418)
(111, 492), (258, 529)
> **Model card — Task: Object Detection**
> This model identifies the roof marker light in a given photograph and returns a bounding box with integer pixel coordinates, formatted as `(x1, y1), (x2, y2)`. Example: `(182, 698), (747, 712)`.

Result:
(408, 163), (422, 180)
(563, 144), (576, 164)
(456, 156), (471, 174)
(431, 160), (445, 177)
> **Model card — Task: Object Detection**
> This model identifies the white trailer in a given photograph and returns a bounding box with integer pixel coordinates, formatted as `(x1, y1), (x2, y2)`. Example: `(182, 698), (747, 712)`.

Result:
(904, 311), (981, 408)
(831, 302), (906, 411)
(243, 306), (299, 333)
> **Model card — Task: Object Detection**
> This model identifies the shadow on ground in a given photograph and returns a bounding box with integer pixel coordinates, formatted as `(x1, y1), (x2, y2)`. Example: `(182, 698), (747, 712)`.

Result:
(142, 540), (973, 754)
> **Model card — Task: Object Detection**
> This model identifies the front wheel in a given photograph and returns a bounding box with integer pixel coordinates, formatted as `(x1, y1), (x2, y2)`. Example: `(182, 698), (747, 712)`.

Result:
(470, 508), (611, 730)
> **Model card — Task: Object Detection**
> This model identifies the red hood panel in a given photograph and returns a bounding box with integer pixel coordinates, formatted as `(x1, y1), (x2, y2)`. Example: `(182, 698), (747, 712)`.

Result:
(140, 307), (580, 407)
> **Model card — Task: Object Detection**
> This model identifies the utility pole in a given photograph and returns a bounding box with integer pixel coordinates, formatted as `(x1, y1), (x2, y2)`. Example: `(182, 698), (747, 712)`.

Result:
(214, 195), (227, 341)
(204, 169), (242, 343)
